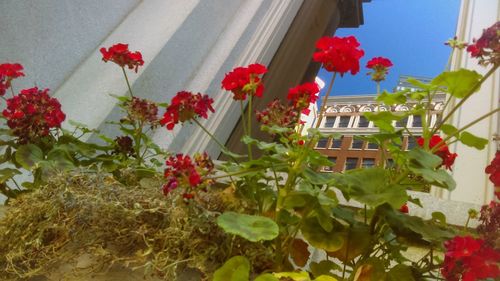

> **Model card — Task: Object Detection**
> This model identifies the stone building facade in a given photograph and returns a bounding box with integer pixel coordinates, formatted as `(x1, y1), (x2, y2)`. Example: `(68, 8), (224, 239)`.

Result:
(314, 91), (445, 172)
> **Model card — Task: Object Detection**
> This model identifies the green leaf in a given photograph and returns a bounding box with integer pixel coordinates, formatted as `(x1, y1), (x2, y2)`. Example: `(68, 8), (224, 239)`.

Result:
(0, 168), (21, 183)
(254, 274), (279, 281)
(364, 112), (402, 132)
(407, 148), (441, 168)
(409, 166), (456, 190)
(406, 77), (434, 91)
(213, 256), (250, 281)
(310, 260), (342, 279)
(273, 272), (310, 281)
(459, 131), (488, 150)
(431, 69), (482, 98)
(431, 211), (447, 225)
(241, 135), (288, 154)
(379, 204), (456, 245)
(376, 90), (407, 105)
(332, 168), (408, 208)
(440, 124), (458, 136)
(386, 265), (415, 281)
(314, 276), (338, 281)
(301, 216), (344, 252)
(217, 212), (279, 242)
(15, 144), (44, 169)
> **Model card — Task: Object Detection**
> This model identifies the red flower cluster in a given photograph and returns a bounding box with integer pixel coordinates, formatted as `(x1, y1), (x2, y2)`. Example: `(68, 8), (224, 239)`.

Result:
(127, 97), (158, 124)
(466, 21), (499, 66)
(221, 63), (267, 100)
(160, 91), (215, 130)
(100, 43), (144, 72)
(163, 153), (214, 199)
(366, 57), (393, 82)
(287, 82), (320, 115)
(442, 235), (500, 281)
(2, 87), (66, 143)
(313, 36), (365, 75)
(0, 63), (24, 96)
(256, 99), (298, 128)
(417, 135), (457, 170)
(113, 136), (135, 156)
(485, 152), (500, 194)
(478, 201), (500, 247)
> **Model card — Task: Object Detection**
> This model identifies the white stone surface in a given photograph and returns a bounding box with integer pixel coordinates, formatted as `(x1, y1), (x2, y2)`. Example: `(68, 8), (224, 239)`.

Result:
(432, 0), (500, 205)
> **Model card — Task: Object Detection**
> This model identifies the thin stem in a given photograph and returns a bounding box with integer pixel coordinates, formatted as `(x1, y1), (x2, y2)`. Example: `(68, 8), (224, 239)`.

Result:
(432, 107), (500, 153)
(10, 85), (15, 97)
(133, 120), (144, 165)
(239, 100), (248, 135)
(376, 82), (380, 95)
(315, 72), (337, 129)
(435, 64), (499, 132)
(121, 67), (134, 98)
(342, 229), (350, 280)
(192, 118), (238, 162)
(247, 95), (253, 160)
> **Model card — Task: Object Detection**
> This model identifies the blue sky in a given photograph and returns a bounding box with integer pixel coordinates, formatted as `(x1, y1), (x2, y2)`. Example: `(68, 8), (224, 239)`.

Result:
(317, 0), (461, 96)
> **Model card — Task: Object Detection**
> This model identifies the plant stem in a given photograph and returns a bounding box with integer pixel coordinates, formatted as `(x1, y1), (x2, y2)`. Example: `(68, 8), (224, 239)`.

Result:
(10, 85), (15, 97)
(239, 100), (248, 135)
(247, 95), (253, 160)
(133, 120), (144, 165)
(376, 82), (380, 95)
(315, 72), (337, 129)
(431, 107), (500, 153)
(192, 118), (238, 162)
(122, 67), (134, 98)
(342, 229), (350, 280)
(434, 64), (499, 134)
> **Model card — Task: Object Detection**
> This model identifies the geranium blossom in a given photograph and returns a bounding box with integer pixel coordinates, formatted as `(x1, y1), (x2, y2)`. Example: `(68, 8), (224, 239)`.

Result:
(442, 235), (500, 281)
(417, 135), (457, 170)
(398, 203), (409, 213)
(0, 63), (25, 96)
(163, 153), (214, 199)
(221, 63), (267, 100)
(100, 43), (144, 72)
(478, 201), (500, 247)
(313, 36), (364, 75)
(485, 152), (500, 200)
(466, 21), (499, 66)
(287, 82), (320, 115)
(2, 87), (65, 143)
(366, 56), (393, 82)
(160, 91), (214, 130)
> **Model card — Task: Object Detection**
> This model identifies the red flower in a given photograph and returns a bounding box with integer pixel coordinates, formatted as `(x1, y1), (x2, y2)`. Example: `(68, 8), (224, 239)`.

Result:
(163, 153), (214, 200)
(2, 87), (65, 143)
(485, 152), (500, 188)
(313, 36), (365, 75)
(417, 135), (457, 170)
(100, 43), (144, 72)
(442, 236), (500, 281)
(160, 91), (215, 130)
(399, 203), (409, 213)
(256, 99), (298, 128)
(287, 82), (320, 115)
(221, 63), (267, 100)
(478, 201), (500, 247)
(366, 57), (393, 82)
(466, 21), (500, 66)
(0, 63), (25, 96)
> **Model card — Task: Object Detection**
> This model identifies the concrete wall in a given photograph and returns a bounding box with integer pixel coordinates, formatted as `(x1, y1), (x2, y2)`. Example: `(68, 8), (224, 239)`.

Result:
(432, 0), (500, 205)
(0, 0), (140, 92)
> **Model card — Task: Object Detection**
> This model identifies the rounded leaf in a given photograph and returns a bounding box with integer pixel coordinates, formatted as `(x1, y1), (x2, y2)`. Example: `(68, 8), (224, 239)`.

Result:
(301, 217), (344, 252)
(213, 256), (250, 281)
(217, 212), (279, 242)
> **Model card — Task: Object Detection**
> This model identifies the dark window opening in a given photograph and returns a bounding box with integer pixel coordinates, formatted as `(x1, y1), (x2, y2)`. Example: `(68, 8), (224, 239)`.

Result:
(338, 116), (350, 128)
(358, 116), (369, 127)
(396, 117), (408, 128)
(362, 158), (375, 168)
(316, 138), (328, 148)
(351, 139), (364, 149)
(331, 137), (343, 149)
(367, 142), (379, 150)
(324, 116), (336, 127)
(345, 158), (358, 170)
(407, 136), (419, 150)
(412, 115), (422, 127)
